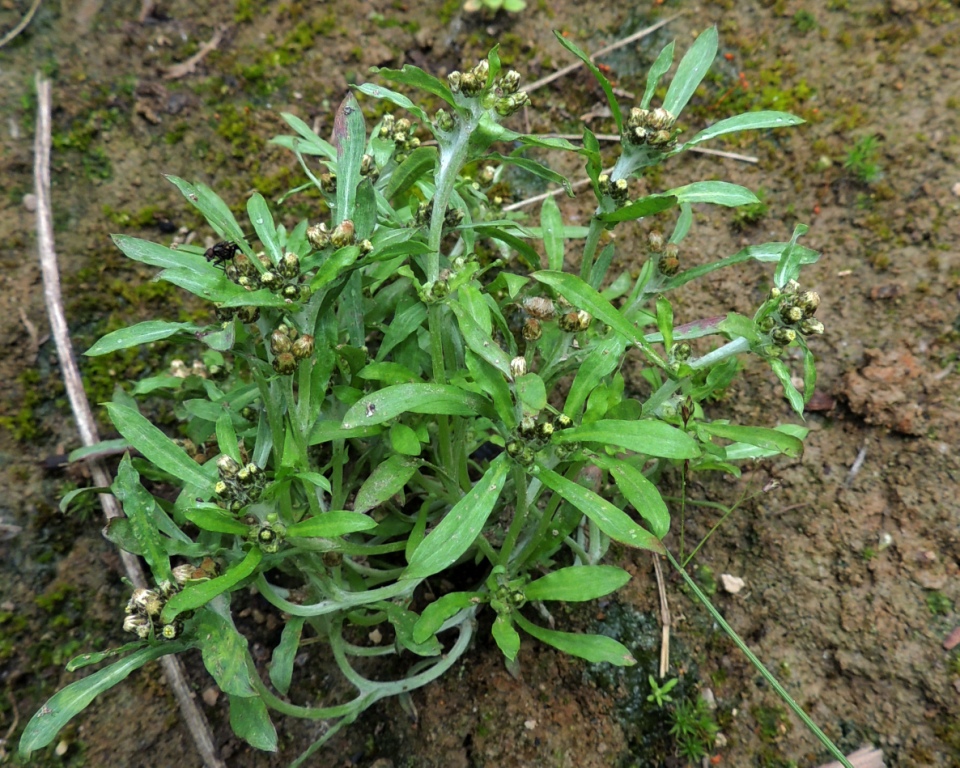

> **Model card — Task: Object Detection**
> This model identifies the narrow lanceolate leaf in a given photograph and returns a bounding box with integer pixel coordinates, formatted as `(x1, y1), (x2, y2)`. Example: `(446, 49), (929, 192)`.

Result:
(105, 403), (214, 493)
(276, 112), (337, 159)
(450, 302), (512, 377)
(185, 508), (249, 535)
(723, 424), (809, 461)
(86, 321), (204, 355)
(403, 454), (509, 580)
(385, 146), (437, 201)
(269, 616), (304, 696)
(662, 26), (718, 118)
(165, 176), (246, 243)
(333, 92), (366, 224)
(554, 31), (623, 133)
(534, 464), (664, 553)
(341, 383), (489, 429)
(641, 40), (675, 110)
(112, 457), (172, 582)
(554, 419), (700, 460)
(666, 181), (759, 207)
(492, 615), (521, 662)
(19, 641), (190, 757)
(370, 64), (457, 112)
(685, 111), (804, 148)
(229, 693), (277, 752)
(412, 591), (484, 644)
(112, 234), (201, 270)
(525, 565), (631, 602)
(513, 612), (635, 666)
(540, 195), (565, 271)
(699, 422), (804, 458)
(773, 223), (810, 290)
(769, 358), (805, 417)
(247, 193), (281, 265)
(564, 336), (627, 419)
(196, 608), (257, 697)
(162, 547), (263, 623)
(286, 511), (377, 538)
(598, 194), (677, 223)
(353, 455), (420, 514)
(592, 455), (670, 539)
(353, 82), (428, 123)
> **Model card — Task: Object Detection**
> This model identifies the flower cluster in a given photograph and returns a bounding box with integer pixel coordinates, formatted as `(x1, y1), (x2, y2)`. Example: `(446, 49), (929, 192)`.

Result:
(505, 412), (575, 466)
(759, 281), (824, 356)
(378, 115), (420, 160)
(647, 231), (680, 277)
(123, 579), (182, 640)
(270, 323), (315, 375)
(307, 218), (372, 255)
(624, 106), (677, 149)
(447, 60), (529, 116)
(214, 455), (265, 511)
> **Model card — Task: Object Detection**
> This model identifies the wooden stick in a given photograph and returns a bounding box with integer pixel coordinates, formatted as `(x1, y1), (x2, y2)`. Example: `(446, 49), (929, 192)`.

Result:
(0, 0), (42, 49)
(652, 554), (671, 677)
(33, 73), (225, 768)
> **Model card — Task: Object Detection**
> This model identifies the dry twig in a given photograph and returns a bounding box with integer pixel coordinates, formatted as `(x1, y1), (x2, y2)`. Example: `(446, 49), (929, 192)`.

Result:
(163, 26), (224, 80)
(817, 746), (885, 768)
(0, 0), (42, 49)
(33, 72), (225, 768)
(652, 554), (671, 678)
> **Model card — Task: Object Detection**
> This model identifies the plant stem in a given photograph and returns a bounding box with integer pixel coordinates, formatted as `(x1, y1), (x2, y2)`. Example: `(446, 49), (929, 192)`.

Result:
(499, 464), (530, 568)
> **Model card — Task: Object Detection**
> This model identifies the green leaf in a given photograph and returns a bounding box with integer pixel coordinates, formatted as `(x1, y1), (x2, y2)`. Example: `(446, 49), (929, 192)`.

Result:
(671, 202), (692, 243)
(185, 507), (249, 535)
(554, 419), (699, 459)
(450, 301), (513, 377)
(157, 266), (246, 303)
(663, 27), (718, 117)
(717, 312), (759, 342)
(554, 31), (623, 133)
(354, 82), (428, 123)
(165, 176), (246, 243)
(353, 455), (420, 514)
(247, 193), (281, 266)
(661, 239), (819, 290)
(162, 547), (263, 623)
(105, 403), (214, 493)
(524, 565), (631, 602)
(370, 64), (457, 112)
(111, 234), (201, 269)
(229, 693), (278, 752)
(112, 456), (171, 582)
(563, 336), (627, 419)
(534, 464), (665, 553)
(404, 454), (509, 579)
(492, 615), (521, 661)
(486, 152), (572, 197)
(598, 193), (677, 223)
(86, 320), (203, 356)
(269, 616), (304, 696)
(769, 358), (805, 416)
(341, 383), (489, 429)
(514, 612), (635, 666)
(723, 424), (809, 461)
(593, 456), (670, 539)
(196, 607), (257, 697)
(375, 295), (428, 361)
(286, 511), (377, 538)
(19, 641), (189, 757)
(274, 112), (336, 158)
(515, 373), (546, 412)
(385, 146), (438, 201)
(465, 351), (515, 429)
(412, 591), (484, 644)
(65, 642), (146, 672)
(216, 411), (241, 464)
(540, 195), (565, 271)
(803, 346), (817, 405)
(295, 471), (332, 493)
(310, 245), (361, 291)
(333, 93), (366, 224)
(656, 296), (674, 352)
(474, 225), (542, 271)
(666, 181), (759, 207)
(699, 422), (804, 458)
(773, 223), (810, 289)
(641, 41), (675, 109)
(686, 111), (804, 147)
(381, 602), (442, 657)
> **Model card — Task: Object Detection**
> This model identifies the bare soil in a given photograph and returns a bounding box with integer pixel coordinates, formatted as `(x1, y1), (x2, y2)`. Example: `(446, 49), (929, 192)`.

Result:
(1, 1), (958, 767)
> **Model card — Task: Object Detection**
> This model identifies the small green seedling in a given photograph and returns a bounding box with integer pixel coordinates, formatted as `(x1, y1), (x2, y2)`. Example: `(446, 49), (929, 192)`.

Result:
(647, 675), (679, 708)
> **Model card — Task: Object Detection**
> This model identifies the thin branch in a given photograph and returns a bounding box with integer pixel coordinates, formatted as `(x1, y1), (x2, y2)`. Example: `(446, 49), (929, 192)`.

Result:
(163, 26), (224, 80)
(33, 73), (225, 768)
(525, 13), (686, 94)
(0, 0), (42, 49)
(542, 133), (759, 163)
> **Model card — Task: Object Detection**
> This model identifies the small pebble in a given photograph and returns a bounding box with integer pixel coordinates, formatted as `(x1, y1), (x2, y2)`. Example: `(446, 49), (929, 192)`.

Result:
(720, 574), (745, 594)
(23, 193), (37, 212)
(943, 626), (960, 651)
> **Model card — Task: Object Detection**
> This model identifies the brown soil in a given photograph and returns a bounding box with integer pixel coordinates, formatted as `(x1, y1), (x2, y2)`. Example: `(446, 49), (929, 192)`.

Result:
(1, 1), (958, 767)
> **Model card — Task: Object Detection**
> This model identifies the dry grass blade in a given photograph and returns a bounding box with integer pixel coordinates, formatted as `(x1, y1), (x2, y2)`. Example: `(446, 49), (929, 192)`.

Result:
(817, 746), (885, 768)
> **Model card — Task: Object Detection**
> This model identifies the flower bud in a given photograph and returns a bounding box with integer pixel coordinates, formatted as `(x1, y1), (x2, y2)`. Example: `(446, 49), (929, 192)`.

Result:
(459, 72), (479, 96)
(758, 316), (776, 333)
(330, 220), (355, 248)
(472, 59), (490, 82)
(273, 352), (298, 375)
(447, 71), (462, 92)
(292, 334), (315, 360)
(674, 342), (692, 362)
(282, 284), (301, 300)
(510, 356), (527, 378)
(360, 154), (378, 178)
(523, 296), (556, 319)
(771, 327), (797, 346)
(647, 107), (676, 130)
(797, 291), (821, 316)
(556, 413), (573, 430)
(319, 172), (337, 193)
(160, 621), (183, 640)
(123, 614), (151, 638)
(518, 416), (536, 439)
(237, 305), (260, 324)
(522, 317), (542, 341)
(217, 455), (241, 476)
(172, 564), (197, 585)
(780, 304), (804, 324)
(270, 330), (293, 355)
(536, 421), (554, 440)
(279, 252), (300, 279)
(260, 271), (279, 290)
(500, 70), (521, 94)
(506, 441), (523, 458)
(307, 223), (330, 250)
(434, 109), (455, 132)
(658, 243), (680, 276)
(647, 231), (665, 251)
(214, 480), (228, 496)
(799, 318), (824, 335)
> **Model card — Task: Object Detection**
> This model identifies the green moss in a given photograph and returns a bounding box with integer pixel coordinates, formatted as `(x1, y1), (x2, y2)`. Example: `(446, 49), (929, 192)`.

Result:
(0, 368), (44, 441)
(792, 10), (817, 33)
(752, 703), (792, 742)
(926, 591), (953, 616)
